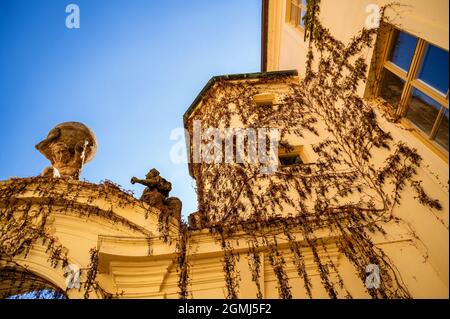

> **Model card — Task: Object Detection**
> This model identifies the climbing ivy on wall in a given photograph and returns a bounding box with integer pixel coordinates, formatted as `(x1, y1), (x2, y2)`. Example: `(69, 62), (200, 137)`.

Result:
(180, 0), (443, 299)
(0, 177), (152, 298)
(0, 0), (445, 300)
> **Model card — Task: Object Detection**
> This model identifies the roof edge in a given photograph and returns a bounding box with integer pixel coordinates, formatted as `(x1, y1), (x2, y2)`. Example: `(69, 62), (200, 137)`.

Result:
(183, 70), (298, 125)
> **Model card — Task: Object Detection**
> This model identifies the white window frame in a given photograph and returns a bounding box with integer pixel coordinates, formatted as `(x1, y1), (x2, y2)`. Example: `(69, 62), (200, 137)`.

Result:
(286, 0), (307, 30)
(377, 25), (449, 154)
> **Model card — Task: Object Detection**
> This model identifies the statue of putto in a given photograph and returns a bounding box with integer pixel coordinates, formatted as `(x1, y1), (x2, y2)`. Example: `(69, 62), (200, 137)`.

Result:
(131, 169), (182, 220)
(35, 122), (97, 180)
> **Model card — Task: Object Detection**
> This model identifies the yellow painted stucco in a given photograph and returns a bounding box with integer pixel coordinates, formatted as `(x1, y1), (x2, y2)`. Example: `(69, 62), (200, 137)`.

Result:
(0, 0), (448, 299)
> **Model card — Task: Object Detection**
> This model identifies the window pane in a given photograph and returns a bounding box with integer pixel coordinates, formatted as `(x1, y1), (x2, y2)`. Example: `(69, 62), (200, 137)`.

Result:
(406, 89), (441, 135)
(379, 68), (405, 109)
(300, 9), (306, 27)
(389, 30), (418, 71)
(435, 109), (449, 151)
(290, 3), (299, 25)
(418, 44), (449, 95)
(279, 154), (303, 166)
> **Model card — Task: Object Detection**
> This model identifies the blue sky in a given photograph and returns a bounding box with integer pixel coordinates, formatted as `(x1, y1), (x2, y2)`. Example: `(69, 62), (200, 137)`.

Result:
(0, 0), (262, 219)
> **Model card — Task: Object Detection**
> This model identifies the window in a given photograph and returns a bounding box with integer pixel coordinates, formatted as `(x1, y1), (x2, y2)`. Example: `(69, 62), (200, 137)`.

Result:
(279, 153), (303, 166)
(278, 145), (307, 167)
(377, 27), (449, 153)
(286, 0), (307, 29)
(253, 93), (276, 106)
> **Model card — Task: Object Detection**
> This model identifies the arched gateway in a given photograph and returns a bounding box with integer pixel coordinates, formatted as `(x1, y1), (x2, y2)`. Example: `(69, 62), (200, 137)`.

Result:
(0, 122), (181, 298)
(0, 176), (181, 298)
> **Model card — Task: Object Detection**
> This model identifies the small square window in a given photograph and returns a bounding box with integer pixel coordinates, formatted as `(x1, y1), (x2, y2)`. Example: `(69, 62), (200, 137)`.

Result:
(278, 145), (309, 167)
(279, 154), (303, 166)
(253, 93), (275, 106)
(279, 153), (304, 166)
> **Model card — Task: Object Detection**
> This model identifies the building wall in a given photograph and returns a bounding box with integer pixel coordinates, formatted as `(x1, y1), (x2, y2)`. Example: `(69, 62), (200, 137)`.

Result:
(264, 0), (449, 297)
(0, 1), (448, 299)
(267, 0), (449, 75)
(184, 75), (448, 298)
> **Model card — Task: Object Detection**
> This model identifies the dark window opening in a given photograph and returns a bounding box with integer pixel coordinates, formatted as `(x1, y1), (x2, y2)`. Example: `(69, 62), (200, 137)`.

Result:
(279, 153), (304, 166)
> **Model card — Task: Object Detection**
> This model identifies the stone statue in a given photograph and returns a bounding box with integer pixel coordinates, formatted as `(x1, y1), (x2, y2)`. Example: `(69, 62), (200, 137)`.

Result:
(188, 211), (203, 229)
(131, 169), (182, 220)
(36, 122), (97, 180)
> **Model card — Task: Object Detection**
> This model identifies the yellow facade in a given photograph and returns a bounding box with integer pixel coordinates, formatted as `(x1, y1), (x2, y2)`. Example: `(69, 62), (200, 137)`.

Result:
(260, 0), (449, 298)
(0, 0), (448, 299)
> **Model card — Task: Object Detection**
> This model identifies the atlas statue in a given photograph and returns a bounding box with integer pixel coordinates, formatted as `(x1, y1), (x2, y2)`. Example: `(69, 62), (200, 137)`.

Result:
(131, 169), (182, 220)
